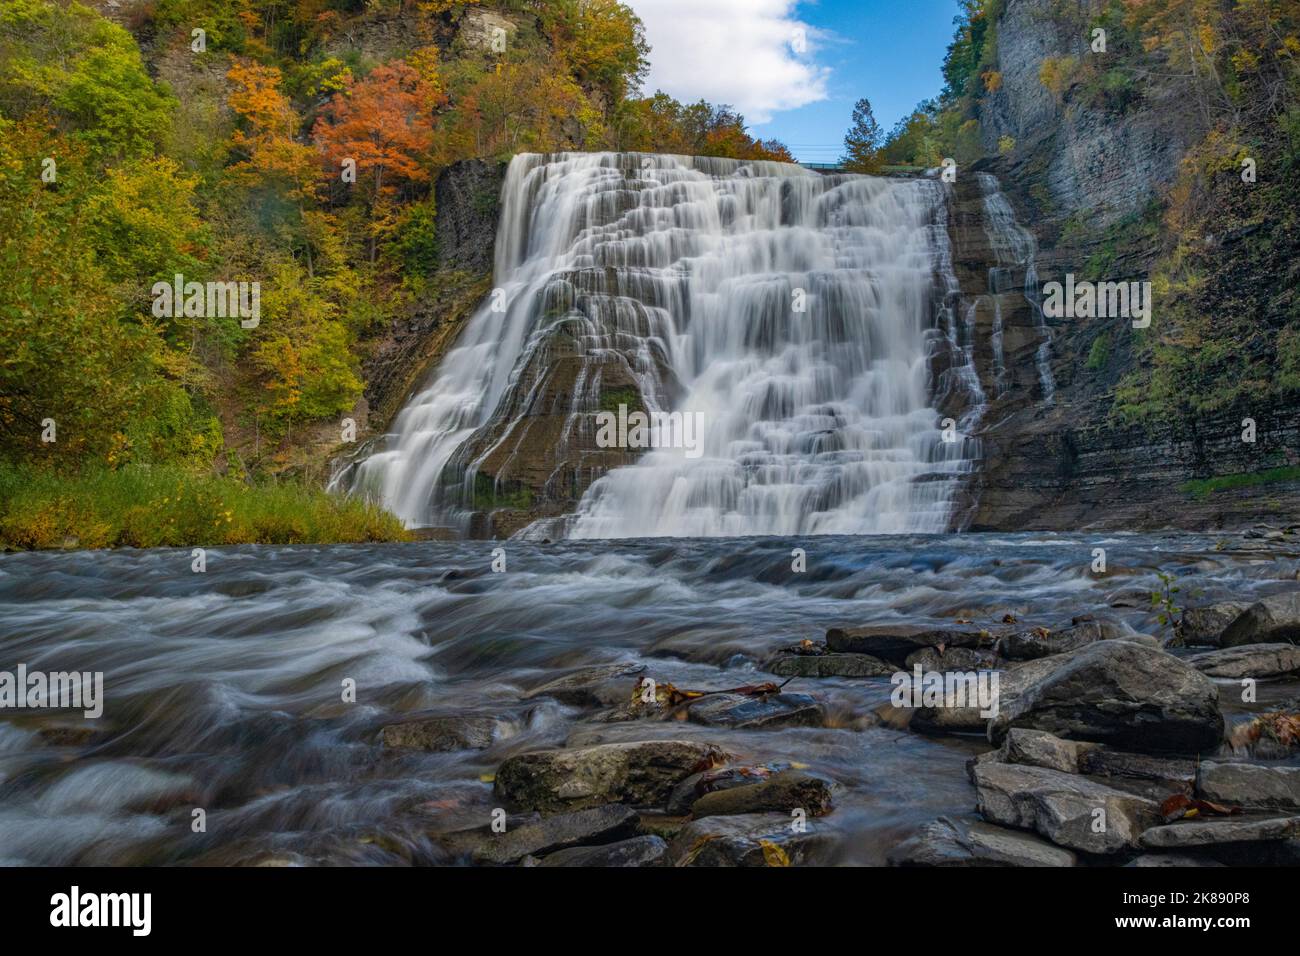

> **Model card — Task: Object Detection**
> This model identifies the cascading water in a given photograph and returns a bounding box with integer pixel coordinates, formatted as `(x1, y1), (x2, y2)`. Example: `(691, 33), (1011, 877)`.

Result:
(343, 152), (980, 538)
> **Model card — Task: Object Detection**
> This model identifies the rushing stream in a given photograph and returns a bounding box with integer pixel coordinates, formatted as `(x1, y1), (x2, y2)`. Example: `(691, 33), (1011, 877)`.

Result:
(1, 533), (1296, 866)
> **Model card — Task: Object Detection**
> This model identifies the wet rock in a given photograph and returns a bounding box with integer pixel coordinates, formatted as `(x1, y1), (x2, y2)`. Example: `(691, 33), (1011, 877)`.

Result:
(536, 834), (667, 867)
(999, 728), (1093, 774)
(1077, 748), (1197, 801)
(665, 812), (834, 866)
(905, 646), (999, 672)
(909, 655), (1059, 734)
(471, 805), (639, 865)
(1180, 602), (1249, 646)
(1196, 762), (1300, 810)
(825, 624), (985, 664)
(690, 771), (834, 819)
(1188, 644), (1300, 679)
(494, 739), (727, 813)
(989, 641), (1224, 754)
(973, 762), (1161, 854)
(665, 765), (788, 815)
(887, 816), (1076, 867)
(999, 619), (1125, 660)
(767, 653), (895, 678)
(687, 693), (824, 730)
(36, 724), (100, 747)
(520, 661), (646, 706)
(381, 715), (503, 752)
(1220, 593), (1300, 647)
(1126, 853), (1224, 867)
(1140, 815), (1300, 849)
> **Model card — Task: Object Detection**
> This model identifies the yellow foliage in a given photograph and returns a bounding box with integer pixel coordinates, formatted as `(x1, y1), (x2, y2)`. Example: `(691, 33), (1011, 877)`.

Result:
(981, 70), (1002, 93)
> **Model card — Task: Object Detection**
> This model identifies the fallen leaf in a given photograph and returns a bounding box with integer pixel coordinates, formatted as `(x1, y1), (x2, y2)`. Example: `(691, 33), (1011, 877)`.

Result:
(759, 839), (790, 867)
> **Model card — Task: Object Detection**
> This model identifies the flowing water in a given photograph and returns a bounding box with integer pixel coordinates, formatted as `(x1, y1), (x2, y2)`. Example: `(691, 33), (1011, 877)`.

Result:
(342, 153), (978, 538)
(1, 534), (1295, 866)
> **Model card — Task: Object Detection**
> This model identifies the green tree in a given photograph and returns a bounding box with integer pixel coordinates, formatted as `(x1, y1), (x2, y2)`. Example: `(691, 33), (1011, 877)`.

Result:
(842, 97), (884, 172)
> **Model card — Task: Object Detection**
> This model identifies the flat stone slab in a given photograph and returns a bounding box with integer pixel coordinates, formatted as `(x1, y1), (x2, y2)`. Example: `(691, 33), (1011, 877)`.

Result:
(1140, 815), (1300, 849)
(1188, 644), (1300, 679)
(520, 661), (646, 706)
(999, 620), (1124, 661)
(1126, 853), (1224, 867)
(536, 834), (667, 867)
(690, 771), (834, 818)
(494, 739), (727, 813)
(381, 715), (503, 752)
(767, 653), (895, 678)
(665, 812), (835, 866)
(973, 761), (1161, 854)
(1197, 762), (1300, 810)
(825, 624), (984, 664)
(887, 816), (1076, 867)
(687, 693), (824, 730)
(471, 805), (639, 865)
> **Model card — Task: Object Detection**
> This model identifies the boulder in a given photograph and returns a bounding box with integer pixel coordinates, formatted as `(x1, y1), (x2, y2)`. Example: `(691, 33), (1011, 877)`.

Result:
(1077, 748), (1197, 801)
(665, 812), (834, 866)
(972, 761), (1161, 854)
(825, 624), (985, 664)
(999, 728), (1093, 774)
(1140, 815), (1300, 849)
(536, 835), (667, 867)
(999, 619), (1125, 661)
(1188, 644), (1300, 679)
(690, 771), (834, 819)
(909, 655), (1060, 734)
(665, 766), (787, 815)
(1220, 593), (1300, 647)
(687, 693), (824, 730)
(1126, 853), (1224, 867)
(470, 805), (638, 865)
(905, 646), (999, 672)
(1179, 602), (1249, 646)
(989, 641), (1224, 754)
(1196, 762), (1300, 810)
(767, 653), (895, 678)
(887, 816), (1076, 867)
(381, 715), (503, 752)
(494, 740), (727, 813)
(520, 661), (646, 706)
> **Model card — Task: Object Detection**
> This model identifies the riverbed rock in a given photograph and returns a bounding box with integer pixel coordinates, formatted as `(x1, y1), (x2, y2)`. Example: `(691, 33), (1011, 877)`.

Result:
(519, 661), (646, 706)
(999, 728), (1093, 774)
(1180, 602), (1249, 646)
(665, 812), (834, 866)
(1076, 748), (1197, 800)
(664, 765), (786, 815)
(972, 761), (1161, 854)
(767, 652), (895, 678)
(825, 624), (985, 664)
(494, 739), (727, 813)
(536, 834), (667, 867)
(887, 816), (1076, 867)
(687, 693), (824, 730)
(908, 654), (1061, 734)
(905, 646), (999, 672)
(1140, 815), (1300, 849)
(989, 641), (1224, 754)
(1125, 853), (1224, 867)
(470, 804), (639, 865)
(1187, 644), (1300, 679)
(381, 715), (503, 752)
(1196, 762), (1300, 810)
(1220, 593), (1300, 647)
(690, 771), (834, 819)
(999, 619), (1125, 660)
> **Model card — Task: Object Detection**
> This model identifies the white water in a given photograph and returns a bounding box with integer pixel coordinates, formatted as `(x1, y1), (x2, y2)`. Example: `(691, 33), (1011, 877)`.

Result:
(344, 152), (980, 538)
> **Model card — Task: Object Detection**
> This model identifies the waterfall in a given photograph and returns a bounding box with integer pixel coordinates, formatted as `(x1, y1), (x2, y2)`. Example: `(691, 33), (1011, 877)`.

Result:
(343, 152), (980, 539)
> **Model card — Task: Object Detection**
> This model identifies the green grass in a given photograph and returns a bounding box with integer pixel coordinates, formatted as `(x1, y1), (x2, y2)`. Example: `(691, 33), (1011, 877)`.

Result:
(0, 463), (409, 550)
(1181, 466), (1300, 500)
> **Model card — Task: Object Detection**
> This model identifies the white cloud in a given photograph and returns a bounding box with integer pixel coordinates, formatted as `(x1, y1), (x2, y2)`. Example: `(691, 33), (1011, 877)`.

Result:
(627, 0), (831, 124)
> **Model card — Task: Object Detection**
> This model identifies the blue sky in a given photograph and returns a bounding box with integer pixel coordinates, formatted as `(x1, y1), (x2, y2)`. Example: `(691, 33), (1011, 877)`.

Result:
(628, 0), (960, 164)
